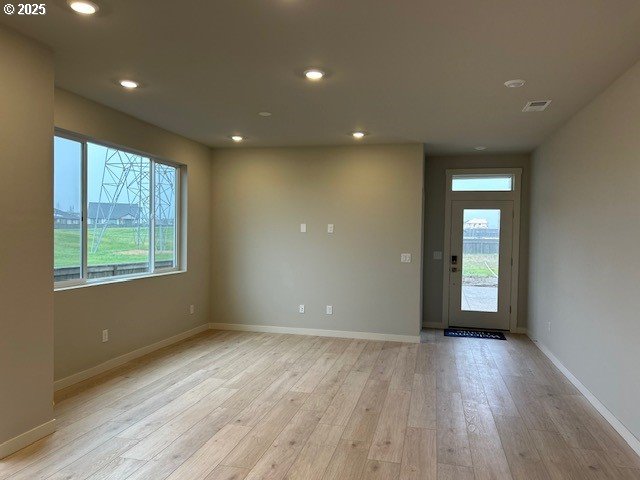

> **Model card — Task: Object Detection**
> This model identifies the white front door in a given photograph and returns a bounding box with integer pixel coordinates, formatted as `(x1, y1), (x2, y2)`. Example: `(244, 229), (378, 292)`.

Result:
(447, 200), (513, 330)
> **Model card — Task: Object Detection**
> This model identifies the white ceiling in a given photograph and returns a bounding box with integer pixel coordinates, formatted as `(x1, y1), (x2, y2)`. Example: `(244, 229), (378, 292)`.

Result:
(4, 0), (640, 153)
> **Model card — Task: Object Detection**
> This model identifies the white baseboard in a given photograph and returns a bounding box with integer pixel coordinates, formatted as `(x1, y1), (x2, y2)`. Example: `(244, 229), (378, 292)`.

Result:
(54, 324), (210, 391)
(209, 322), (420, 343)
(0, 419), (56, 459)
(54, 321), (419, 392)
(422, 323), (528, 335)
(529, 336), (640, 457)
(423, 322), (444, 329)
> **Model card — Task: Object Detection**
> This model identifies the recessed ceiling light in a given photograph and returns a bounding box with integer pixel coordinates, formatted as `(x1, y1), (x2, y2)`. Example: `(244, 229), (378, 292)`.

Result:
(230, 135), (244, 142)
(504, 79), (526, 88)
(352, 131), (367, 139)
(474, 146), (487, 151)
(119, 79), (139, 89)
(304, 69), (325, 81)
(258, 111), (272, 117)
(68, 0), (99, 15)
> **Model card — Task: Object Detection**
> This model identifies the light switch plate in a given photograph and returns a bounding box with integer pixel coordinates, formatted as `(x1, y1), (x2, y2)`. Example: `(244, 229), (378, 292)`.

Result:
(401, 253), (412, 263)
(300, 223), (307, 233)
(326, 305), (333, 315)
(433, 251), (443, 260)
(327, 224), (334, 234)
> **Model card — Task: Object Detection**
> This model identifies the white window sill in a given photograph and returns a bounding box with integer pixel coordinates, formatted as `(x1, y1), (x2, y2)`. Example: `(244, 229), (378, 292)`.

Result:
(54, 269), (186, 292)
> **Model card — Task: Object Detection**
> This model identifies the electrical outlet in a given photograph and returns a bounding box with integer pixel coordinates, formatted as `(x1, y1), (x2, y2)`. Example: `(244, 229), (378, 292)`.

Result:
(102, 329), (109, 343)
(326, 305), (333, 315)
(327, 224), (334, 234)
(401, 253), (412, 263)
(298, 304), (305, 314)
(300, 223), (307, 233)
(189, 304), (195, 315)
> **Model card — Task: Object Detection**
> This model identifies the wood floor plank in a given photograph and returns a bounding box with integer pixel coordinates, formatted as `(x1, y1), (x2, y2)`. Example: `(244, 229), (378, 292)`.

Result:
(408, 373), (436, 429)
(166, 424), (252, 480)
(86, 457), (146, 480)
(368, 389), (410, 463)
(291, 345), (344, 393)
(529, 429), (594, 480)
(494, 414), (551, 480)
(323, 439), (370, 480)
(437, 463), (475, 480)
(435, 392), (472, 468)
(286, 423), (344, 480)
(320, 371), (369, 426)
(203, 465), (250, 480)
(7, 421), (130, 480)
(368, 343), (401, 383)
(562, 394), (640, 469)
(124, 408), (242, 480)
(399, 427), (436, 480)
(46, 437), (138, 480)
(3, 330), (638, 480)
(389, 344), (418, 392)
(221, 391), (308, 469)
(115, 375), (226, 438)
(312, 340), (368, 397)
(361, 459), (401, 480)
(462, 401), (513, 480)
(573, 448), (636, 480)
(0, 407), (121, 478)
(120, 391), (238, 460)
(242, 409), (321, 480)
(342, 380), (390, 443)
(541, 394), (602, 450)
(415, 344), (436, 375)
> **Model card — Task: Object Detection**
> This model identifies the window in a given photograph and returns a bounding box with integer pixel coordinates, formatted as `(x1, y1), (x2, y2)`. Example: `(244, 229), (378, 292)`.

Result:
(451, 174), (513, 192)
(54, 132), (183, 286)
(54, 137), (82, 280)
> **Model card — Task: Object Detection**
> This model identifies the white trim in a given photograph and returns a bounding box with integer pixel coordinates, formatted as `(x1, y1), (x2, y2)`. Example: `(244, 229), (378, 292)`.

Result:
(442, 168), (522, 333)
(529, 336), (640, 457)
(54, 324), (209, 391)
(423, 322), (445, 330)
(54, 269), (186, 292)
(54, 321), (420, 392)
(53, 129), (185, 290)
(0, 419), (56, 460)
(209, 322), (420, 343)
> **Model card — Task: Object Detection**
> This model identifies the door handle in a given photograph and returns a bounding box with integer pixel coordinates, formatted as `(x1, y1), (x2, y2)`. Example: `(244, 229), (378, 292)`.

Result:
(451, 267), (458, 272)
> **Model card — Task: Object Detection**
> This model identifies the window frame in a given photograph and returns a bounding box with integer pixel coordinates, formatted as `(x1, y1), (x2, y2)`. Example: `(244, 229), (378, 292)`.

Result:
(450, 173), (515, 192)
(54, 128), (185, 290)
(441, 168), (523, 333)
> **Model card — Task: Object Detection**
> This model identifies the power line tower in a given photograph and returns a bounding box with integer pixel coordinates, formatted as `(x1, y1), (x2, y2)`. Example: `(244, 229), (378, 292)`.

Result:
(154, 164), (176, 253)
(90, 148), (150, 253)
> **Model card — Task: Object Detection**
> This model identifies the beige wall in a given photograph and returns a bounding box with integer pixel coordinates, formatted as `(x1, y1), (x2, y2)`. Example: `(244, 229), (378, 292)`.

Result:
(53, 89), (212, 380)
(422, 154), (530, 329)
(0, 28), (54, 448)
(210, 144), (424, 338)
(530, 59), (640, 439)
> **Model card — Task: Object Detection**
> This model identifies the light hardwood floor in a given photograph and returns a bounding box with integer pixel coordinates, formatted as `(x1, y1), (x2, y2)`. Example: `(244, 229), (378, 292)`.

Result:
(1, 329), (639, 480)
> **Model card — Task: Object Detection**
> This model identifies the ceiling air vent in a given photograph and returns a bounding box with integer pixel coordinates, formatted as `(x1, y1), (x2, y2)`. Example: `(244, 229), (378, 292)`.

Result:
(523, 100), (552, 112)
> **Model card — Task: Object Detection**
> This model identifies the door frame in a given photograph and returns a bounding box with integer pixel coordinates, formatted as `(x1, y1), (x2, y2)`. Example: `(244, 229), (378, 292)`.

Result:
(441, 168), (522, 332)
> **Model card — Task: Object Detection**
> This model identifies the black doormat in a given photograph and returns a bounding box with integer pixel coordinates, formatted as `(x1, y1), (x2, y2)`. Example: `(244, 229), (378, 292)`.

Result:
(444, 328), (506, 340)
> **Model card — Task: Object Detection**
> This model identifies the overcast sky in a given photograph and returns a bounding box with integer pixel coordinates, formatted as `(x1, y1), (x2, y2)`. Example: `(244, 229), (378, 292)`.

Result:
(54, 136), (174, 216)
